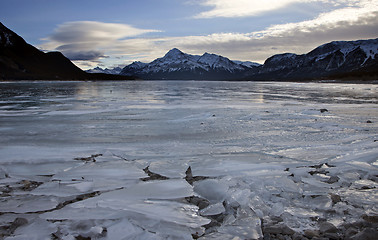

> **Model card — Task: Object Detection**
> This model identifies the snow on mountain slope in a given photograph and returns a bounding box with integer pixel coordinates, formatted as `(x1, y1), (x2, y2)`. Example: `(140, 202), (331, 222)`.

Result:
(309, 39), (378, 62)
(197, 53), (245, 72)
(232, 60), (262, 68)
(0, 32), (13, 46)
(0, 23), (19, 48)
(254, 38), (378, 80)
(146, 48), (204, 72)
(86, 67), (123, 75)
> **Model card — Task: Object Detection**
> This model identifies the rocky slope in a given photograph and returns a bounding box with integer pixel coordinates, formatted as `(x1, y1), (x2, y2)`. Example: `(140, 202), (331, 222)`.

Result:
(0, 22), (133, 80)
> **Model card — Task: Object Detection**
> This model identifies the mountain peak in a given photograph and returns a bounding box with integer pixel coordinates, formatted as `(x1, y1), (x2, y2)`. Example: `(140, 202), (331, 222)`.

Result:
(164, 48), (185, 58)
(169, 48), (182, 53)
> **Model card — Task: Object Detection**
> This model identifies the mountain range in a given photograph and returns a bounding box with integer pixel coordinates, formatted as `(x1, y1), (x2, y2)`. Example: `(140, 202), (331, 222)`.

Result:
(0, 22), (133, 80)
(248, 39), (378, 80)
(119, 40), (378, 81)
(119, 48), (261, 80)
(1, 21), (377, 81)
(85, 66), (123, 75)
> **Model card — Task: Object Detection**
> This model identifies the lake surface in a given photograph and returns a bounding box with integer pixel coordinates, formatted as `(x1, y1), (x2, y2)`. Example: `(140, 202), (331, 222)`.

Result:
(1, 80), (377, 164)
(0, 81), (377, 239)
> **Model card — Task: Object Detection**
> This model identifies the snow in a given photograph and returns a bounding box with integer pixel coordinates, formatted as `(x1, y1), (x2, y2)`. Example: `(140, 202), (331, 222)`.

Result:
(86, 67), (123, 75)
(0, 81), (377, 239)
(312, 38), (378, 64)
(1, 32), (13, 46)
(232, 60), (261, 68)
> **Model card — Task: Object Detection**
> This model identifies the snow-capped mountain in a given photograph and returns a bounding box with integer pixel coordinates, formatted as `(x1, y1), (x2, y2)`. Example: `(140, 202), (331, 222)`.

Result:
(120, 48), (259, 80)
(86, 66), (123, 75)
(248, 38), (378, 80)
(121, 39), (377, 81)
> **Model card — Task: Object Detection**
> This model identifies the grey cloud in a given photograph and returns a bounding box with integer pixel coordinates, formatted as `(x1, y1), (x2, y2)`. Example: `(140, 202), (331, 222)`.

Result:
(177, 11), (378, 62)
(56, 43), (97, 52)
(62, 51), (107, 61)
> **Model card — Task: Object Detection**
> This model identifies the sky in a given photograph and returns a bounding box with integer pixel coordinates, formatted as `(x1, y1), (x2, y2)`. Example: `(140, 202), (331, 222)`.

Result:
(1, 0), (378, 70)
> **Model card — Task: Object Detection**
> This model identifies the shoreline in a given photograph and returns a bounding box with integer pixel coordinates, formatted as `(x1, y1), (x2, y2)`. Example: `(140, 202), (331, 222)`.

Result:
(0, 79), (377, 84)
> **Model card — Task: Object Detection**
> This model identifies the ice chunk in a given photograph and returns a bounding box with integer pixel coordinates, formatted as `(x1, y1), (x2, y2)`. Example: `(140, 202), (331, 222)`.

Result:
(193, 179), (228, 203)
(217, 208), (263, 239)
(229, 189), (252, 206)
(200, 202), (225, 216)
(270, 202), (284, 217)
(304, 195), (332, 211)
(351, 179), (378, 189)
(301, 177), (332, 189)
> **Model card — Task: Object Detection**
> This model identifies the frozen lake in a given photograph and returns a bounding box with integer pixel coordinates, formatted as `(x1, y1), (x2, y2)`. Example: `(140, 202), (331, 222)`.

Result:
(0, 81), (377, 239)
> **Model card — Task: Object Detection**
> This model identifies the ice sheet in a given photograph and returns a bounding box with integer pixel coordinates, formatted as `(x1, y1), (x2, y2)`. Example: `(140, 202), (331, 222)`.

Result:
(0, 81), (377, 239)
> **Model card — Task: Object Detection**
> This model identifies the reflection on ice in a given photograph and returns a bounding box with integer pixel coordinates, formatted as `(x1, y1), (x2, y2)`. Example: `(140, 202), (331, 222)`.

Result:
(0, 81), (377, 239)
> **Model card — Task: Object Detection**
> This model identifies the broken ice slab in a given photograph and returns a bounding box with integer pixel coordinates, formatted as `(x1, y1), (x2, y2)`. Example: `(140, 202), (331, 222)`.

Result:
(0, 162), (82, 181)
(50, 179), (211, 229)
(34, 160), (148, 193)
(73, 179), (194, 206)
(191, 159), (286, 178)
(52, 160), (146, 182)
(41, 200), (210, 230)
(40, 206), (126, 220)
(30, 181), (94, 197)
(106, 218), (156, 240)
(200, 202), (225, 216)
(107, 218), (197, 240)
(5, 218), (57, 240)
(66, 181), (94, 192)
(148, 160), (190, 178)
(0, 195), (59, 213)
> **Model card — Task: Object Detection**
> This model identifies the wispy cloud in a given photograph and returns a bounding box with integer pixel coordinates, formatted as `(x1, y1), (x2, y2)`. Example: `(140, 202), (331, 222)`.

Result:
(193, 0), (364, 18)
(116, 0), (378, 63)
